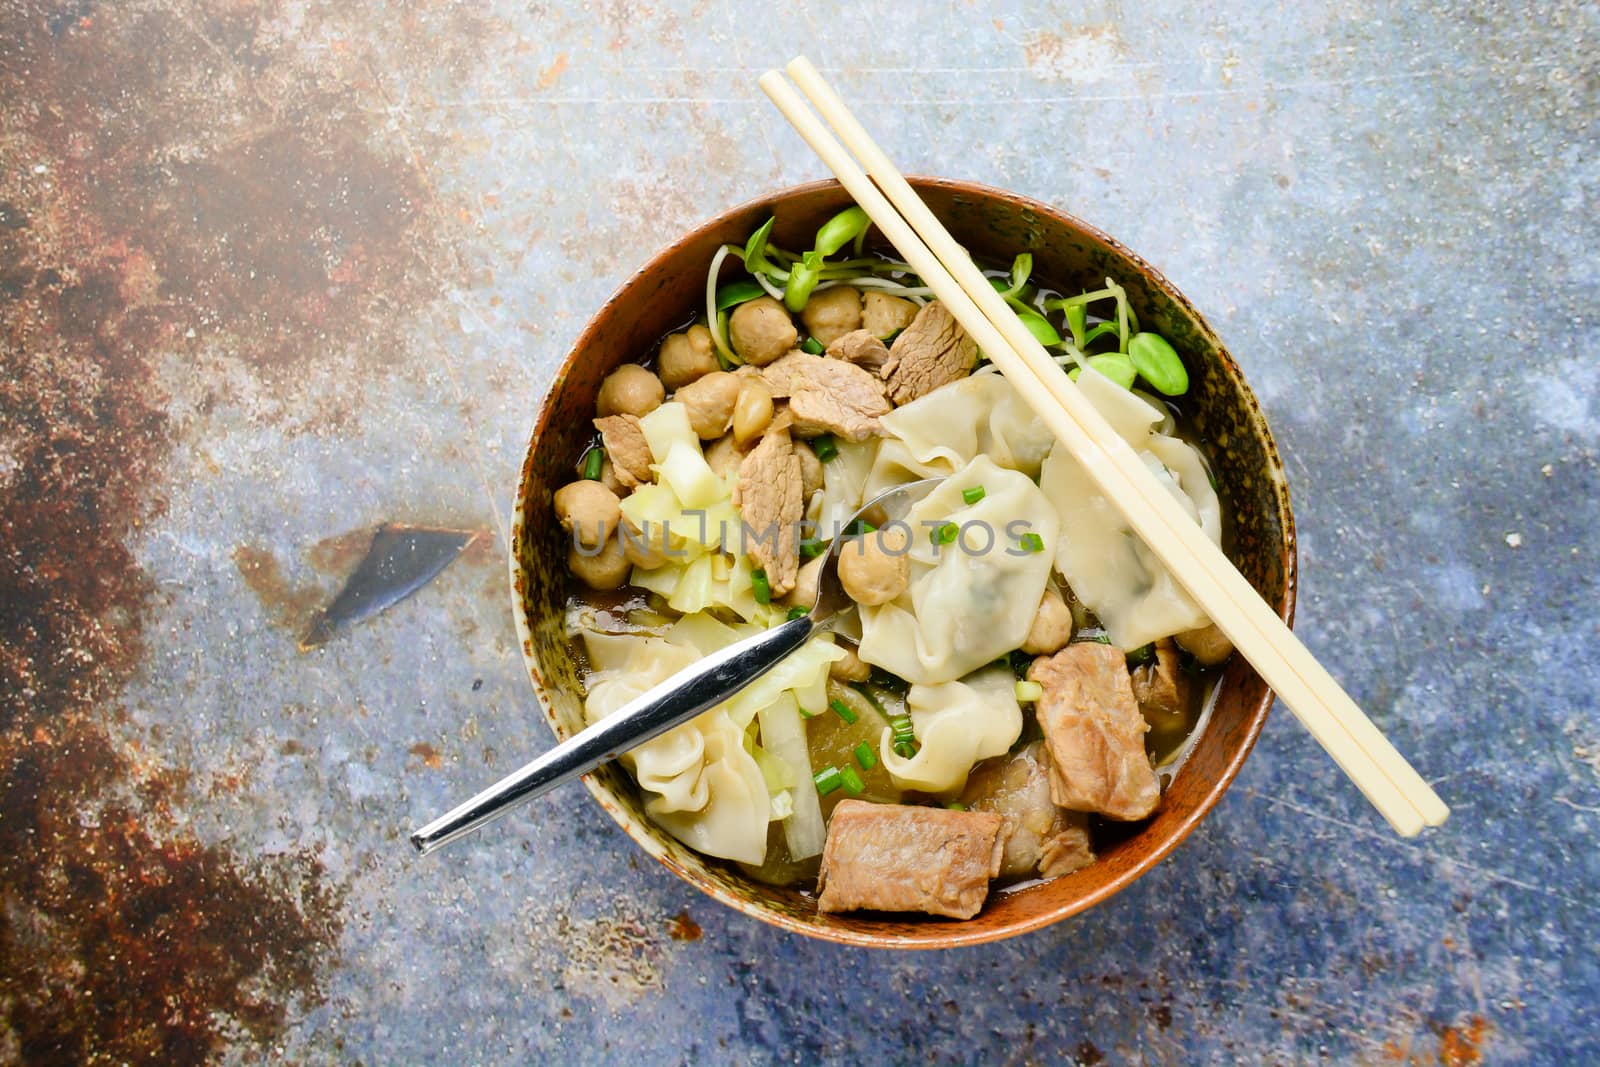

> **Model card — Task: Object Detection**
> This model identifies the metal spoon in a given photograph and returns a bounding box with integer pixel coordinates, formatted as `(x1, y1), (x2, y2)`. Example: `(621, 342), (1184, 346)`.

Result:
(408, 478), (939, 855)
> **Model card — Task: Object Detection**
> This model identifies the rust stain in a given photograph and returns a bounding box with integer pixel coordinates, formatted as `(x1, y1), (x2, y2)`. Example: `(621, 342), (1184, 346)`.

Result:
(665, 909), (702, 942)
(409, 741), (442, 770)
(234, 545), (324, 633)
(0, 0), (492, 1057)
(536, 52), (569, 90)
(306, 527), (378, 576)
(0, 716), (342, 1063)
(1435, 1015), (1492, 1067)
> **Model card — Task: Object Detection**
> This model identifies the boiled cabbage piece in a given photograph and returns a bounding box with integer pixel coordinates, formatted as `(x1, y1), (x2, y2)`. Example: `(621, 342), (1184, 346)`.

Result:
(863, 367), (1058, 500)
(1038, 367), (1223, 650)
(856, 455), (1059, 685)
(880, 666), (1022, 793)
(578, 623), (842, 865)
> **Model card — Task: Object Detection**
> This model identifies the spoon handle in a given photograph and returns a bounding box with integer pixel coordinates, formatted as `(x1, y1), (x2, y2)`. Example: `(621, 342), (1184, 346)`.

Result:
(409, 616), (815, 855)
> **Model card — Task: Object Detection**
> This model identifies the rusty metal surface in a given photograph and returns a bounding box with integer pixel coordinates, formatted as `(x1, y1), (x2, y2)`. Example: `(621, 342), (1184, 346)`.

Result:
(0, 1), (1594, 1063)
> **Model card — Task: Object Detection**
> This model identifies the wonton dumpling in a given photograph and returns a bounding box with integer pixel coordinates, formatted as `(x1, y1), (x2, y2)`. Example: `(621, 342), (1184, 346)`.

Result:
(863, 368), (1057, 499)
(582, 633), (769, 864)
(879, 666), (1022, 793)
(856, 456), (1059, 685)
(1038, 368), (1223, 650)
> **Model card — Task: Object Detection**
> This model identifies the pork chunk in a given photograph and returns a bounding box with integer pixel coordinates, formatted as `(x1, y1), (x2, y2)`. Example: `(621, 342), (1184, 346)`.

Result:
(1028, 643), (1160, 821)
(961, 742), (1096, 880)
(881, 301), (977, 404)
(816, 800), (1005, 919)
(1130, 638), (1188, 731)
(593, 414), (653, 488)
(760, 352), (890, 441)
(825, 328), (892, 374)
(734, 426), (803, 596)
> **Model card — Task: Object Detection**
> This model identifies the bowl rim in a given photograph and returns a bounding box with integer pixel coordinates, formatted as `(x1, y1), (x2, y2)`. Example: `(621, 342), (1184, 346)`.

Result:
(508, 175), (1297, 948)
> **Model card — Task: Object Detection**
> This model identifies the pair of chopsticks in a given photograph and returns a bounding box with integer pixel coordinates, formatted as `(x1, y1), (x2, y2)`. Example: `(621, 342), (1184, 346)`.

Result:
(759, 58), (1448, 836)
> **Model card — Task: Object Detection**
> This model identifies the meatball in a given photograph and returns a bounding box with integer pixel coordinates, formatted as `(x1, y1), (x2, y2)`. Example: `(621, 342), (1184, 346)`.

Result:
(1175, 623), (1233, 666)
(862, 291), (917, 338)
(619, 519), (672, 570)
(674, 370), (740, 439)
(596, 458), (627, 497)
(1021, 588), (1074, 655)
(783, 554), (827, 610)
(829, 644), (872, 683)
(658, 324), (718, 388)
(801, 286), (862, 347)
(553, 480), (621, 549)
(596, 364), (665, 419)
(838, 525), (910, 606)
(568, 535), (630, 590)
(795, 441), (824, 501)
(704, 433), (744, 479)
(731, 377), (774, 447)
(728, 297), (798, 367)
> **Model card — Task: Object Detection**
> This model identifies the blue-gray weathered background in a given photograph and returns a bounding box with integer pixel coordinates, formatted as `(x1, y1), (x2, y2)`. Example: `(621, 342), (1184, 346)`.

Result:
(0, 0), (1593, 1063)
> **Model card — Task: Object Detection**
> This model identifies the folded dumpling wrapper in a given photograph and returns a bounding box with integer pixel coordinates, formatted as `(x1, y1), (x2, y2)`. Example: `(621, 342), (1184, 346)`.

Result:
(1038, 368), (1223, 651)
(857, 454), (1059, 685)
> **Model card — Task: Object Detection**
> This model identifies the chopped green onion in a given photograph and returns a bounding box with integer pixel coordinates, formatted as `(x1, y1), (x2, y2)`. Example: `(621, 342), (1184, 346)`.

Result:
(582, 446), (604, 480)
(1014, 680), (1045, 703)
(1019, 532), (1045, 554)
(799, 537), (826, 559)
(893, 741), (917, 760)
(783, 250), (824, 312)
(812, 434), (838, 462)
(931, 521), (959, 546)
(786, 606), (809, 622)
(800, 336), (825, 355)
(829, 699), (859, 725)
(813, 766), (843, 796)
(945, 801), (968, 812)
(853, 742), (877, 771)
(1127, 332), (1189, 396)
(837, 765), (865, 796)
(814, 206), (870, 257)
(750, 568), (771, 604)
(961, 485), (986, 506)
(715, 278), (765, 310)
(1126, 643), (1156, 668)
(798, 705), (818, 718)
(844, 518), (875, 536)
(888, 715), (916, 743)
(1015, 308), (1061, 346)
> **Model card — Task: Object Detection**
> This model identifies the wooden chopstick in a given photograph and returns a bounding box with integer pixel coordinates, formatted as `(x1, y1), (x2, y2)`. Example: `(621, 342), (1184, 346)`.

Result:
(760, 60), (1447, 835)
(775, 57), (1449, 833)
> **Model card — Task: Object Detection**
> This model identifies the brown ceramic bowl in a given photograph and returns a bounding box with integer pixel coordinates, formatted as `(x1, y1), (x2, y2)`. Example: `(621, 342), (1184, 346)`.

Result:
(510, 178), (1296, 948)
